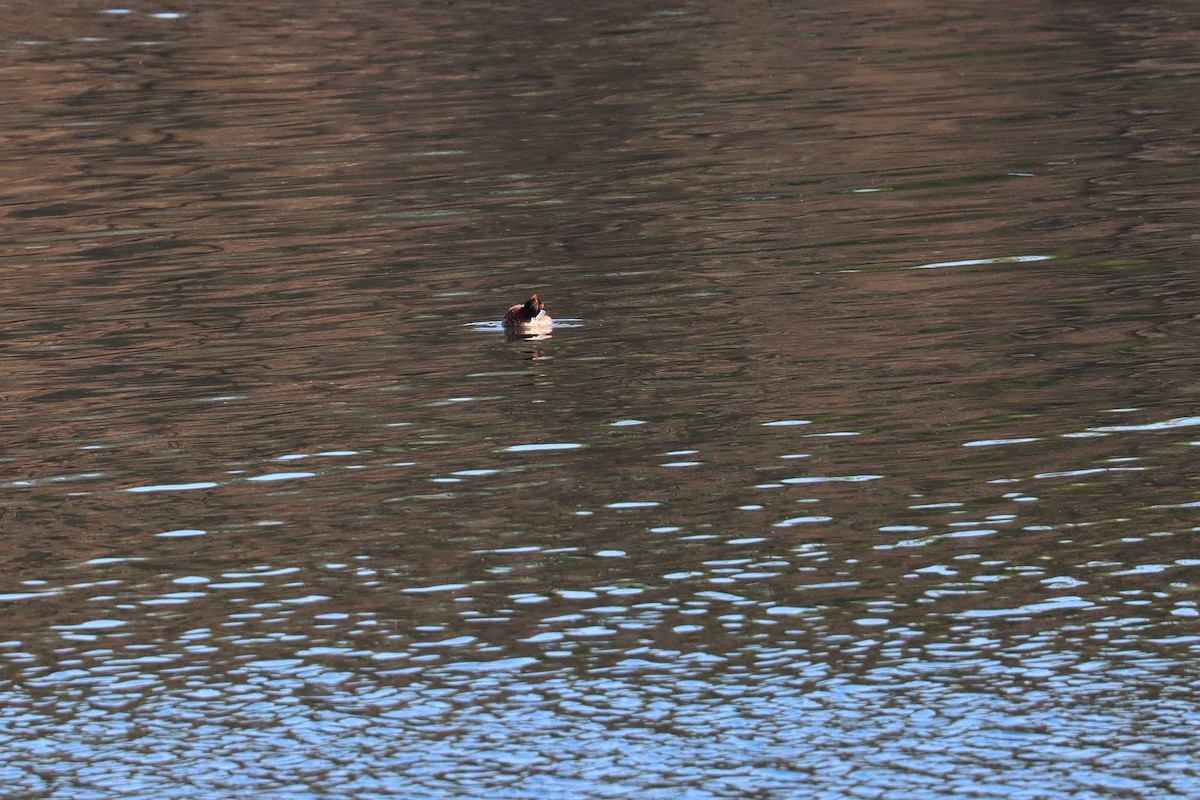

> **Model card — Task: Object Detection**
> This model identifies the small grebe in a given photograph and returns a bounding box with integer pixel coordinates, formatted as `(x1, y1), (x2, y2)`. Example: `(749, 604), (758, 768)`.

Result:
(502, 294), (553, 334)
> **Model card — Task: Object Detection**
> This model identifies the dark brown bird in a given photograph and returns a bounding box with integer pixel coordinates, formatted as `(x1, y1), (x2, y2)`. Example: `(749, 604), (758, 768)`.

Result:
(502, 294), (553, 332)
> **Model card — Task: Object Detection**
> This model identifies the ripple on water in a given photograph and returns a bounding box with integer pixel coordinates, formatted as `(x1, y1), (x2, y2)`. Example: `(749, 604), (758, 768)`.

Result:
(502, 443), (585, 452)
(125, 482), (219, 493)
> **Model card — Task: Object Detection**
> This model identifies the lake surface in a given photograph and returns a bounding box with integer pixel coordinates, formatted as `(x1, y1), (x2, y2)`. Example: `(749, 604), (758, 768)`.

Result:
(2, 0), (1199, 797)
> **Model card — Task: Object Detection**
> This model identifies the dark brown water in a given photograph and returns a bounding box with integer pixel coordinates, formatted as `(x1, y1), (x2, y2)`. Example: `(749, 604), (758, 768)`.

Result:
(2, 0), (1199, 797)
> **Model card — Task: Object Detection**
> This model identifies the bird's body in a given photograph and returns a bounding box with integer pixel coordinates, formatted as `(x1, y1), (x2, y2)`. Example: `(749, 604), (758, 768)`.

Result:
(502, 294), (553, 334)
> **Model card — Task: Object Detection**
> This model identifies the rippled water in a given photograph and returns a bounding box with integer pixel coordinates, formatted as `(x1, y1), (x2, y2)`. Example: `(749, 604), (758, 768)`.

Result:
(3, 0), (1200, 797)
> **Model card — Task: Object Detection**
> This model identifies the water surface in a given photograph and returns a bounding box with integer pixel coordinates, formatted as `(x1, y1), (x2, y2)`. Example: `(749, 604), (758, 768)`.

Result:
(2, 1), (1199, 797)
